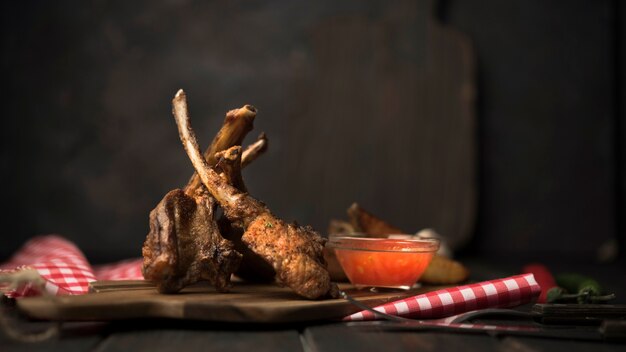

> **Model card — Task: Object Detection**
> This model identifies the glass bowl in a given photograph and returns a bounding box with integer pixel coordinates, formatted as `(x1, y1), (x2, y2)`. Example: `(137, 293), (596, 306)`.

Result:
(327, 236), (439, 290)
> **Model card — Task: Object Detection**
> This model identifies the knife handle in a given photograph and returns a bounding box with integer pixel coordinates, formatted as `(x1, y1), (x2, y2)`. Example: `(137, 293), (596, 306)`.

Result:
(533, 304), (626, 325)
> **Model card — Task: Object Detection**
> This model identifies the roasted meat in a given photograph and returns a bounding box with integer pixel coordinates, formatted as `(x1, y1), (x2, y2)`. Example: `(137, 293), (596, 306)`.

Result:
(142, 105), (259, 293)
(348, 203), (403, 237)
(214, 144), (276, 283)
(142, 188), (241, 293)
(172, 90), (337, 299)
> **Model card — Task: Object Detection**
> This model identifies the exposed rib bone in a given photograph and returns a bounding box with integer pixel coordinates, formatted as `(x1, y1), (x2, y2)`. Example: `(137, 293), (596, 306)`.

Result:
(173, 90), (265, 221)
(241, 133), (268, 168)
(184, 104), (256, 195)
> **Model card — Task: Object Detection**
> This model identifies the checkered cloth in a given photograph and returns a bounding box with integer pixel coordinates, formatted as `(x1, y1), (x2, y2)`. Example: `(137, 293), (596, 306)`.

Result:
(0, 235), (143, 298)
(344, 273), (540, 321)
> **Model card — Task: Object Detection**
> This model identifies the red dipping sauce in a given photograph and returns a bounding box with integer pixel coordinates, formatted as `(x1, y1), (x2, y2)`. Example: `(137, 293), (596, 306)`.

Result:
(328, 237), (439, 290)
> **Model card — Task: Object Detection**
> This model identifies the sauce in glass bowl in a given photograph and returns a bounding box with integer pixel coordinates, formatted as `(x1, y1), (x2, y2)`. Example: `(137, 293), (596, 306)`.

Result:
(327, 236), (439, 290)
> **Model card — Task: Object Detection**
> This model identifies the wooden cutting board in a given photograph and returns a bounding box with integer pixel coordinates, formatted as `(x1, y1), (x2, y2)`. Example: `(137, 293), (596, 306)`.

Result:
(16, 281), (444, 323)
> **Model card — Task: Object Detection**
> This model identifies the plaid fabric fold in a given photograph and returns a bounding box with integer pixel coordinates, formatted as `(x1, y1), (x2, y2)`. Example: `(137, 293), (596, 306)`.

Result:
(93, 258), (144, 281)
(344, 273), (540, 321)
(0, 235), (143, 298)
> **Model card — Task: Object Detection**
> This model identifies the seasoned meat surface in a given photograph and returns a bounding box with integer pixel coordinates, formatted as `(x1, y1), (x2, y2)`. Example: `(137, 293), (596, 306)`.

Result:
(142, 189), (242, 293)
(243, 213), (335, 299)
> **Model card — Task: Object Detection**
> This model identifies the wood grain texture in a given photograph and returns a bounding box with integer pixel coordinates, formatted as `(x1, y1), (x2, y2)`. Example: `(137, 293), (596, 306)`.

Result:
(2, 336), (100, 352)
(282, 0), (476, 249)
(303, 324), (499, 352)
(445, 0), (618, 258)
(94, 330), (303, 352)
(618, 0), (626, 258)
(499, 336), (625, 352)
(16, 281), (443, 323)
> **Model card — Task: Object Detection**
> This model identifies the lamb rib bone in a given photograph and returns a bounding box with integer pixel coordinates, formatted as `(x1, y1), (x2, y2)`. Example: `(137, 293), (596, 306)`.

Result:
(184, 104), (256, 196)
(241, 133), (268, 168)
(172, 89), (337, 299)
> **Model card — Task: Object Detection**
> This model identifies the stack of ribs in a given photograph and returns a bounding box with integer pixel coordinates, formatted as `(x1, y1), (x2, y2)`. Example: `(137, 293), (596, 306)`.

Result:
(142, 90), (337, 299)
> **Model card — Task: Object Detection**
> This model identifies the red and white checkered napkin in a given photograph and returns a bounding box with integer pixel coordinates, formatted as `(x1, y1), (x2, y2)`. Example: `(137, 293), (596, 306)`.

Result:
(0, 235), (143, 298)
(93, 258), (144, 281)
(344, 273), (540, 321)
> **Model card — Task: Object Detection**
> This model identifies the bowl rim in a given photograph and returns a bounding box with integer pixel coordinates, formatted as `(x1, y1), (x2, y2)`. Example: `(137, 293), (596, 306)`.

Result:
(327, 235), (440, 253)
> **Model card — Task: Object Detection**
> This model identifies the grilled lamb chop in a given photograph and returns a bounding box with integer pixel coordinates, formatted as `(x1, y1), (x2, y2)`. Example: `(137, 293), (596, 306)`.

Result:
(214, 145), (276, 283)
(142, 105), (259, 293)
(142, 188), (241, 293)
(172, 90), (337, 299)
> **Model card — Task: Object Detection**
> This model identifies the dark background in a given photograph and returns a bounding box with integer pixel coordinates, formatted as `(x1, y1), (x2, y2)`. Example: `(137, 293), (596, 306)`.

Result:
(1, 0), (624, 265)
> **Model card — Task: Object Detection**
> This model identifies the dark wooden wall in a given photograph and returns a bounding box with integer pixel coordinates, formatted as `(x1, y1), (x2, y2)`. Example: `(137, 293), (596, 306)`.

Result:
(1, 0), (623, 263)
(443, 0), (621, 260)
(619, 0), (626, 260)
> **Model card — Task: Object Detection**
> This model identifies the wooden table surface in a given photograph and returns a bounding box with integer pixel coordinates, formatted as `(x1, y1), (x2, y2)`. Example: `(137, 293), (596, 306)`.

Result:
(3, 259), (625, 352)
